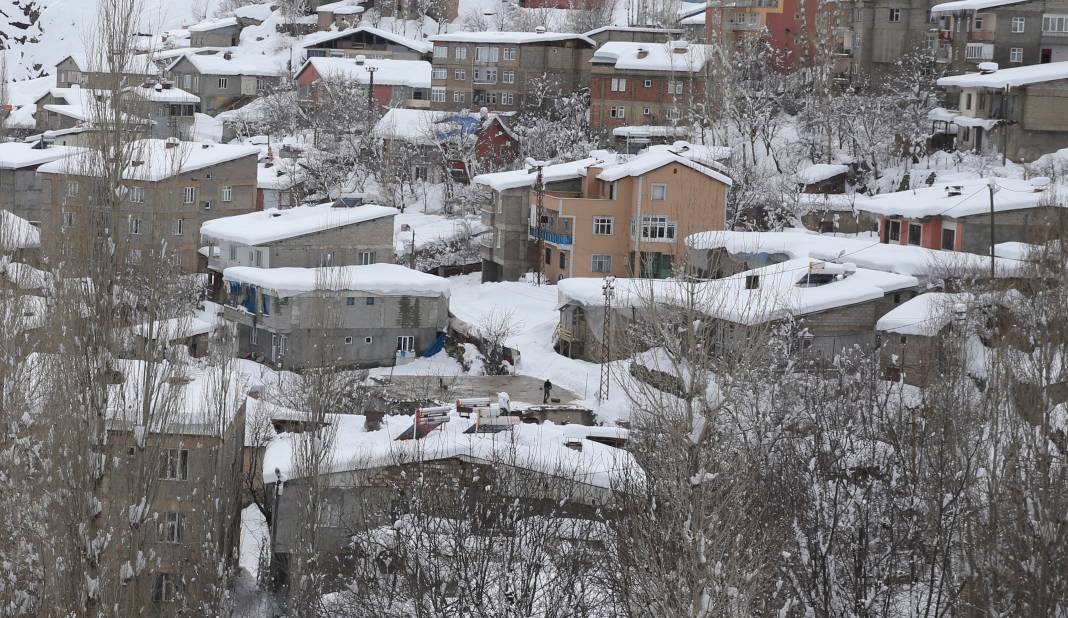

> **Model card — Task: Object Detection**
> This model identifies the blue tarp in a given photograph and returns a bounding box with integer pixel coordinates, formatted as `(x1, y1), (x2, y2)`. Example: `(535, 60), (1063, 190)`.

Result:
(242, 285), (258, 314)
(420, 332), (446, 357)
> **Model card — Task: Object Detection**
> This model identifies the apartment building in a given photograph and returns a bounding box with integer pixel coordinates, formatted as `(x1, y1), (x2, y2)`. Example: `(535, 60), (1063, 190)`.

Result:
(201, 202), (398, 295)
(930, 0), (1068, 70)
(427, 30), (596, 111)
(936, 61), (1068, 160)
(588, 40), (710, 131)
(166, 53), (286, 114)
(705, 0), (845, 71)
(37, 139), (259, 273)
(474, 143), (731, 282)
(221, 263), (450, 368)
(0, 142), (81, 228)
(294, 56), (431, 108)
(126, 82), (201, 140)
(302, 26), (433, 61)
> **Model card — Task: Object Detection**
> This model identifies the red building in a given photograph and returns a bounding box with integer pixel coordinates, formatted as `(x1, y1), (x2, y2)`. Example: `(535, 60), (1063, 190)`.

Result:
(705, 0), (841, 71)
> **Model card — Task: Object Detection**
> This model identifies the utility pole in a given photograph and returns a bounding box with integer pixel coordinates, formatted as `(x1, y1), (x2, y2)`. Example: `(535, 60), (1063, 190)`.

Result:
(987, 177), (998, 280)
(526, 158), (547, 285)
(1000, 84), (1010, 166)
(268, 467), (283, 590)
(597, 275), (615, 403)
(366, 63), (378, 112)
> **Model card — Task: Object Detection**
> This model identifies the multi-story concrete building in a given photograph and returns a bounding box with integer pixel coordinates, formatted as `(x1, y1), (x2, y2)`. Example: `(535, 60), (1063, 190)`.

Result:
(705, 0), (845, 71)
(929, 0), (1068, 71)
(37, 139), (259, 272)
(427, 30), (596, 111)
(936, 61), (1068, 160)
(126, 82), (201, 140)
(302, 26), (433, 61)
(588, 40), (710, 131)
(165, 53), (286, 114)
(846, 0), (935, 74)
(584, 25), (686, 46)
(474, 143), (732, 282)
(53, 52), (159, 89)
(294, 56), (431, 108)
(0, 142), (81, 228)
(201, 202), (398, 295)
(221, 263), (450, 368)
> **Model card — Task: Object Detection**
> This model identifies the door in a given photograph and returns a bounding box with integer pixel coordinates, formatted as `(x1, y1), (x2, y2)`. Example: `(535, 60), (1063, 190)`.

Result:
(1041, 48), (1052, 63)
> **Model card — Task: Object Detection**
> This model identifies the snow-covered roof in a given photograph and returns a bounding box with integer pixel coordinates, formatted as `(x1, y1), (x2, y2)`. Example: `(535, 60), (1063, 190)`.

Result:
(264, 410), (639, 487)
(167, 52), (286, 77)
(60, 52), (158, 76)
(187, 16), (240, 32)
(317, 0), (366, 13)
(37, 139), (259, 182)
(128, 301), (224, 341)
(429, 31), (595, 46)
(3, 262), (53, 290)
(853, 178), (1050, 219)
(584, 26), (684, 36)
(558, 258), (919, 326)
(201, 203), (398, 246)
(612, 125), (691, 138)
(875, 292), (971, 336)
(234, 3), (275, 21)
(0, 143), (81, 169)
(126, 84), (201, 104)
(302, 26), (432, 54)
(298, 57), (431, 88)
(937, 61), (1068, 89)
(687, 229), (1028, 278)
(473, 142), (731, 191)
(591, 40), (710, 72)
(680, 11), (706, 25)
(930, 0), (1027, 14)
(928, 107), (961, 123)
(953, 115), (999, 130)
(799, 163), (849, 184)
(223, 263), (451, 299)
(372, 108), (509, 145)
(0, 210), (42, 250)
(257, 161), (296, 190)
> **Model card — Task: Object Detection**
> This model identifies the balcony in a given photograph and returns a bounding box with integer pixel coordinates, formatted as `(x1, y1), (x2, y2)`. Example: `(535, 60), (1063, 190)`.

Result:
(968, 30), (995, 43)
(529, 225), (573, 246)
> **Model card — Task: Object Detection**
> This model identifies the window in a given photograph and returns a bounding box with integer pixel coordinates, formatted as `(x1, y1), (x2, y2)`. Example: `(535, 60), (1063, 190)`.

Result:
(650, 183), (667, 201)
(130, 186), (145, 203)
(62, 211), (74, 227)
(482, 91), (498, 104)
(66, 181), (79, 197)
(667, 81), (683, 94)
(545, 247), (552, 265)
(887, 219), (901, 242)
(128, 217), (142, 235)
(593, 216), (614, 235)
(344, 336), (353, 345)
(559, 251), (567, 269)
(1010, 47), (1024, 62)
(1043, 15), (1068, 32)
(183, 187), (195, 204)
(965, 93), (973, 110)
(319, 252), (333, 267)
(221, 186), (233, 202)
(502, 71), (515, 83)
(434, 45), (448, 58)
(182, 74), (193, 90)
(1011, 16), (1025, 32)
(644, 79), (652, 88)
(154, 574), (180, 603)
(640, 216), (676, 240)
(431, 87), (446, 102)
(397, 335), (415, 352)
(346, 296), (355, 306)
(502, 92), (514, 105)
(889, 8), (900, 22)
(366, 297), (375, 305)
(218, 77), (229, 89)
(941, 227), (956, 250)
(360, 250), (375, 265)
(643, 107), (651, 116)
(170, 218), (184, 236)
(454, 46), (468, 60)
(229, 245), (237, 260)
(609, 106), (625, 119)
(610, 78), (627, 92)
(591, 254), (612, 273)
(160, 448), (189, 480)
(365, 336), (373, 344)
(432, 67), (447, 80)
(907, 223), (922, 246)
(974, 15), (983, 29)
(473, 68), (497, 84)
(254, 249), (263, 267)
(159, 512), (184, 544)
(475, 46), (499, 62)
(965, 43), (993, 60)
(453, 90), (465, 103)
(250, 328), (258, 345)
(454, 68), (466, 80)
(503, 47), (518, 60)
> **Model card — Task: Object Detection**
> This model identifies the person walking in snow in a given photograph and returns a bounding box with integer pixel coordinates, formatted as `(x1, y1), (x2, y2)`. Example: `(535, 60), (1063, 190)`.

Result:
(543, 379), (552, 404)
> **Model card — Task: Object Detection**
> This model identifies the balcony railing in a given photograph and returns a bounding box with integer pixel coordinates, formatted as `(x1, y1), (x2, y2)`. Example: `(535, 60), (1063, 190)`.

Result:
(529, 225), (573, 246)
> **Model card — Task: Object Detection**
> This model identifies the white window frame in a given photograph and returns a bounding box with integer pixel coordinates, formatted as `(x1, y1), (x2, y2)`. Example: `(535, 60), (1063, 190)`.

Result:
(503, 47), (518, 60)
(397, 335), (415, 352)
(221, 185), (233, 202)
(644, 79), (652, 88)
(250, 327), (258, 345)
(160, 511), (184, 544)
(160, 448), (189, 481)
(1043, 14), (1068, 32)
(432, 67), (447, 80)
(62, 210), (74, 227)
(229, 244), (237, 260)
(66, 181), (79, 197)
(174, 218), (185, 236)
(609, 106), (625, 119)
(453, 90), (465, 103)
(433, 46), (448, 58)
(610, 78), (627, 92)
(1011, 16), (1025, 32)
(650, 183), (667, 201)
(454, 46), (468, 60)
(502, 92), (514, 105)
(183, 186), (195, 204)
(155, 574), (179, 603)
(474, 46), (499, 62)
(130, 186), (145, 203)
(593, 216), (614, 235)
(1010, 47), (1024, 62)
(640, 215), (677, 241)
(218, 77), (229, 89)
(454, 68), (466, 80)
(359, 250), (375, 265)
(128, 217), (142, 235)
(591, 254), (612, 273)
(431, 87), (446, 102)
(502, 71), (515, 84)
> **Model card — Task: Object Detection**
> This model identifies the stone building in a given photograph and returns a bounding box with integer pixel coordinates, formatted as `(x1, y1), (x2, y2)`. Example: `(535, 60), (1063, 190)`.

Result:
(221, 263), (450, 368)
(427, 30), (596, 112)
(37, 139), (260, 273)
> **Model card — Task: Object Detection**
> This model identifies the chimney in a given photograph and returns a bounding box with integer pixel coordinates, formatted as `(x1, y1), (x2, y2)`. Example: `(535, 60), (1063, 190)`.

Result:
(224, 51), (233, 60)
(534, 26), (546, 34)
(164, 137), (181, 149)
(355, 54), (365, 65)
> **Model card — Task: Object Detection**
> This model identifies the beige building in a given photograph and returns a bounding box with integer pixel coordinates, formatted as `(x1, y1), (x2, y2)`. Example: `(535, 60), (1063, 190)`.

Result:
(427, 31), (596, 111)
(37, 139), (260, 273)
(475, 143), (731, 282)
